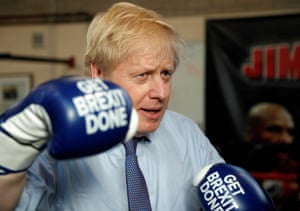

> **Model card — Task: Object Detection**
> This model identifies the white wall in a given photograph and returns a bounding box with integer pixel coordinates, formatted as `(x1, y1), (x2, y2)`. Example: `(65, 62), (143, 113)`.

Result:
(166, 16), (206, 128)
(0, 23), (88, 85)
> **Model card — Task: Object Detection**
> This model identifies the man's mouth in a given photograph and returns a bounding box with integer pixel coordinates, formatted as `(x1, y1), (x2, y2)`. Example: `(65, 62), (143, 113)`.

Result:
(141, 108), (160, 113)
(139, 108), (163, 119)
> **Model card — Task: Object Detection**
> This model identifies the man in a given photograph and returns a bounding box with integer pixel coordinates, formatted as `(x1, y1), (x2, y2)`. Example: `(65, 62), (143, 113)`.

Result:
(0, 2), (224, 210)
(244, 102), (299, 210)
(245, 102), (295, 145)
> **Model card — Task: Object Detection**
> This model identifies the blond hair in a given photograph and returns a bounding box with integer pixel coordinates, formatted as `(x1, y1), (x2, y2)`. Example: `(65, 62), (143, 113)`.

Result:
(84, 2), (182, 75)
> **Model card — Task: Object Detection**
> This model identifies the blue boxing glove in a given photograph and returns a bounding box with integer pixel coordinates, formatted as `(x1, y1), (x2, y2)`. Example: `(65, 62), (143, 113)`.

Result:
(0, 75), (138, 174)
(193, 163), (276, 211)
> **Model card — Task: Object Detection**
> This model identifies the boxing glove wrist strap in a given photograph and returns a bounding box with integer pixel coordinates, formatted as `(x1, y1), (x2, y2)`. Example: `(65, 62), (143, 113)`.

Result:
(0, 104), (51, 174)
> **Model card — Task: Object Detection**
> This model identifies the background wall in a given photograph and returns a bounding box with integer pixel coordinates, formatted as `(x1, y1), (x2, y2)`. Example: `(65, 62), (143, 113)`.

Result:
(1, 0), (300, 17)
(0, 0), (300, 129)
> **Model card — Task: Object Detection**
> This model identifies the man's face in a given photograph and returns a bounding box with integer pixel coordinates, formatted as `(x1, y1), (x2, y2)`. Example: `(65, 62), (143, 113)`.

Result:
(257, 113), (294, 144)
(92, 49), (175, 136)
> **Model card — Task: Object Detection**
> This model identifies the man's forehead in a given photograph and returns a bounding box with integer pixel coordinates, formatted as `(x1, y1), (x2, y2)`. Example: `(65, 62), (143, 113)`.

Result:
(127, 49), (175, 68)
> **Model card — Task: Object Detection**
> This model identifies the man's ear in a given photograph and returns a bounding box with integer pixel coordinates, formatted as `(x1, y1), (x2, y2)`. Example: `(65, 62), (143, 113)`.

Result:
(90, 63), (103, 79)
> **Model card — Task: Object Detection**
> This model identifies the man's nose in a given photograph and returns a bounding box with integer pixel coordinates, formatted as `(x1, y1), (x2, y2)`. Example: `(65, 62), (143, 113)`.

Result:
(279, 130), (294, 144)
(149, 79), (167, 99)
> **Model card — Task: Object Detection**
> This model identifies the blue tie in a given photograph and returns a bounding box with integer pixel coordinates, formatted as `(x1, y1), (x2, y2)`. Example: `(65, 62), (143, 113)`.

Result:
(124, 138), (152, 211)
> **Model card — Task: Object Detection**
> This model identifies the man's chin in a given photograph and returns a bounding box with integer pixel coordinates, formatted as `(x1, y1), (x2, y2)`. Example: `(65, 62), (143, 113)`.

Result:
(137, 121), (161, 135)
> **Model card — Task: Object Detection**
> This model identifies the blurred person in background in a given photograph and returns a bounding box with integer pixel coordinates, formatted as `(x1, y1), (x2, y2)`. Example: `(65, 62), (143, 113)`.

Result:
(244, 102), (299, 210)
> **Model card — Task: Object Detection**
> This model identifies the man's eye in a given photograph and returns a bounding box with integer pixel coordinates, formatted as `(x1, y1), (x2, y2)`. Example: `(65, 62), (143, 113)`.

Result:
(137, 73), (148, 80)
(161, 70), (172, 78)
(266, 125), (282, 133)
(137, 73), (146, 77)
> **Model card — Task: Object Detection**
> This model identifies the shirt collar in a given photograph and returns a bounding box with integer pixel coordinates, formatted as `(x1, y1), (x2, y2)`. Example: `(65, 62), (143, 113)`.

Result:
(133, 136), (151, 143)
